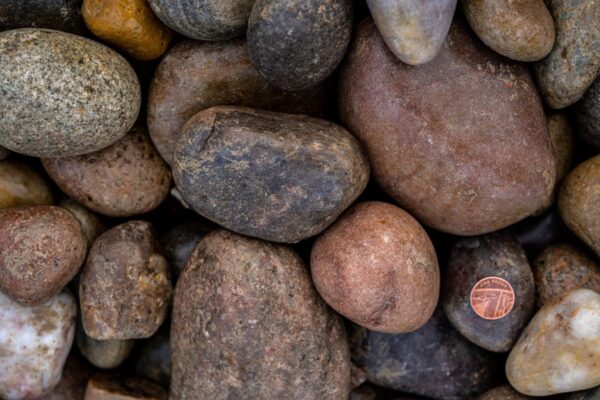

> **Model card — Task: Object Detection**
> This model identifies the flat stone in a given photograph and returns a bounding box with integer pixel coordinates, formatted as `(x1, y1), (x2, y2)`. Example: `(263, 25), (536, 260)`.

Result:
(575, 77), (600, 148)
(0, 0), (86, 33)
(0, 160), (54, 209)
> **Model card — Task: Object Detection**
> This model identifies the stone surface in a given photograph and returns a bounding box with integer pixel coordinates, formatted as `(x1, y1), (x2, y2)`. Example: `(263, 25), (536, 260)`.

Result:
(40, 355), (95, 400)
(311, 201), (439, 333)
(534, 0), (600, 109)
(60, 199), (105, 247)
(0, 291), (77, 400)
(0, 160), (54, 209)
(0, 29), (141, 157)
(84, 374), (167, 400)
(247, 0), (352, 90)
(77, 317), (134, 369)
(507, 289), (600, 395)
(83, 0), (173, 60)
(160, 221), (213, 279)
(462, 0), (554, 62)
(339, 19), (555, 236)
(0, 205), (87, 304)
(533, 244), (600, 306)
(173, 106), (369, 243)
(171, 229), (351, 399)
(0, 0), (86, 33)
(366, 0), (456, 65)
(80, 221), (172, 340)
(147, 39), (334, 165)
(477, 385), (532, 400)
(43, 125), (171, 218)
(134, 328), (171, 386)
(575, 77), (600, 148)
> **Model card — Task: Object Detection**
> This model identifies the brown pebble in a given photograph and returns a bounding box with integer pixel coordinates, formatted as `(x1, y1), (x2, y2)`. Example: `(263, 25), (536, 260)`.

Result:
(84, 374), (167, 400)
(0, 159), (54, 209)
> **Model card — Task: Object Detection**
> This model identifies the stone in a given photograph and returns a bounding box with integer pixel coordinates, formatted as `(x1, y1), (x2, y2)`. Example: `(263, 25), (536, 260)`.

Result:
(171, 230), (351, 399)
(311, 201), (439, 333)
(43, 125), (171, 218)
(173, 106), (369, 243)
(567, 385), (600, 399)
(40, 355), (95, 400)
(148, 0), (254, 40)
(147, 39), (334, 165)
(533, 244), (600, 306)
(443, 230), (535, 352)
(350, 307), (500, 399)
(84, 374), (167, 400)
(0, 205), (87, 304)
(507, 289), (600, 395)
(247, 0), (352, 90)
(477, 385), (532, 400)
(0, 290), (76, 400)
(0, 160), (54, 209)
(0, 0), (86, 33)
(77, 317), (134, 369)
(80, 221), (172, 340)
(534, 0), (600, 109)
(133, 328), (171, 386)
(160, 221), (214, 279)
(462, 0), (554, 62)
(82, 0), (173, 60)
(366, 0), (456, 65)
(60, 199), (105, 247)
(339, 19), (555, 236)
(0, 29), (141, 157)
(575, 77), (600, 148)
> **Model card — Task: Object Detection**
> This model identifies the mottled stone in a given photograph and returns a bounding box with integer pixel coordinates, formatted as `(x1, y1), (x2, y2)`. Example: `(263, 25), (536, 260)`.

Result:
(173, 106), (369, 243)
(462, 0), (554, 62)
(311, 201), (439, 333)
(134, 328), (171, 386)
(477, 385), (532, 400)
(575, 77), (600, 148)
(0, 291), (76, 400)
(534, 0), (600, 108)
(339, 19), (555, 235)
(0, 29), (141, 157)
(147, 39), (334, 164)
(507, 289), (600, 395)
(77, 317), (134, 369)
(366, 0), (456, 65)
(84, 374), (167, 400)
(39, 355), (95, 400)
(247, 0), (352, 90)
(43, 125), (171, 218)
(60, 199), (105, 247)
(171, 230), (351, 399)
(80, 221), (172, 340)
(0, 0), (86, 33)
(160, 221), (213, 279)
(0, 206), (87, 304)
(0, 160), (54, 209)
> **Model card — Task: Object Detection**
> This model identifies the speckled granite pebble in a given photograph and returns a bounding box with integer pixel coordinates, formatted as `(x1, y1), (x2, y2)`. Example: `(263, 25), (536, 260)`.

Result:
(0, 160), (54, 209)
(575, 77), (600, 148)
(0, 28), (141, 157)
(0, 0), (86, 33)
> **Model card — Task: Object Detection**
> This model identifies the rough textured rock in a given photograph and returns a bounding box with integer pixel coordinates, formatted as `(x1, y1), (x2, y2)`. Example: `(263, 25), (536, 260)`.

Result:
(148, 0), (255, 40)
(311, 201), (439, 333)
(173, 106), (369, 243)
(147, 39), (334, 165)
(0, 0), (86, 33)
(366, 0), (456, 65)
(134, 328), (171, 386)
(77, 318), (134, 369)
(575, 77), (600, 148)
(507, 289), (600, 395)
(350, 307), (499, 399)
(443, 231), (535, 352)
(80, 221), (172, 340)
(534, 0), (600, 109)
(247, 0), (352, 90)
(160, 221), (213, 279)
(171, 230), (351, 399)
(339, 19), (554, 236)
(462, 0), (554, 62)
(0, 29), (141, 157)
(40, 355), (95, 400)
(60, 199), (105, 247)
(0, 205), (87, 304)
(0, 291), (77, 400)
(0, 160), (54, 209)
(43, 125), (171, 218)
(84, 374), (167, 400)
(477, 385), (533, 400)
(83, 0), (173, 60)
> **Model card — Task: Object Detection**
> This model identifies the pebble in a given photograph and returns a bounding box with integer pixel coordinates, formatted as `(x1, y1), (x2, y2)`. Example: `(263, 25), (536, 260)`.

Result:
(82, 0), (173, 61)
(462, 0), (555, 62)
(366, 0), (457, 65)
(43, 125), (171, 218)
(84, 374), (167, 400)
(160, 221), (213, 279)
(80, 221), (172, 340)
(575, 77), (600, 148)
(507, 289), (600, 395)
(477, 385), (533, 399)
(171, 229), (351, 399)
(0, 29), (141, 158)
(0, 0), (86, 33)
(40, 355), (94, 400)
(173, 106), (369, 243)
(533, 244), (600, 306)
(339, 19), (555, 235)
(0, 205), (87, 304)
(534, 0), (600, 109)
(0, 160), (54, 209)
(77, 317), (134, 369)
(311, 201), (440, 333)
(134, 328), (171, 386)
(60, 199), (105, 247)
(0, 291), (76, 400)
(247, 0), (352, 90)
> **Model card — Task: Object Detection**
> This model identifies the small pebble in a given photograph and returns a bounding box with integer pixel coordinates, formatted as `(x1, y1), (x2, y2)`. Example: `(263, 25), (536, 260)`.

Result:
(133, 328), (170, 386)
(0, 0), (86, 33)
(575, 77), (600, 148)
(84, 374), (167, 400)
(77, 317), (135, 369)
(0, 160), (54, 209)
(60, 199), (105, 247)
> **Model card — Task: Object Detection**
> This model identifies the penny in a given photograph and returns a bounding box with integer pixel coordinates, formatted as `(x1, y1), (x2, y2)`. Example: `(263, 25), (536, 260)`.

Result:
(470, 277), (515, 320)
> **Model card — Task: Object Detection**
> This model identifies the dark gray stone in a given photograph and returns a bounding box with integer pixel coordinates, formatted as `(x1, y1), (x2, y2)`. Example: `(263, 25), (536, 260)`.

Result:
(0, 0), (86, 34)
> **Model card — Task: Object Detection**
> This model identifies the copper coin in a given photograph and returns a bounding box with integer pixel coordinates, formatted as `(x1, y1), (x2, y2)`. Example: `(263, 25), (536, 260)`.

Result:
(469, 276), (515, 320)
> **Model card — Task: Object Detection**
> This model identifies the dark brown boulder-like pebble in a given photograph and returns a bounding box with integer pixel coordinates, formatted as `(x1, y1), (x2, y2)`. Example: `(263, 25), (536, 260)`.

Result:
(173, 106), (369, 243)
(171, 230), (351, 399)
(443, 230), (535, 352)
(247, 0), (352, 90)
(339, 19), (555, 236)
(0, 0), (86, 33)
